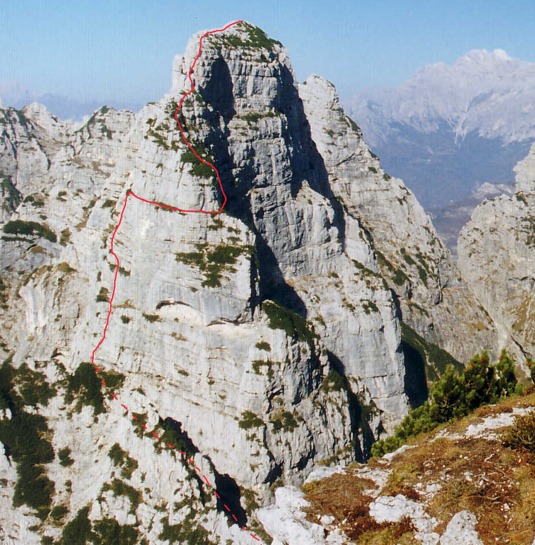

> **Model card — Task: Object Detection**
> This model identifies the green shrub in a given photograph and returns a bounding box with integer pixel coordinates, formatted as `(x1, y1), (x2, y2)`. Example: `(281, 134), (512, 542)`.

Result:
(213, 21), (282, 50)
(392, 268), (409, 286)
(100, 369), (125, 391)
(263, 300), (315, 344)
(60, 506), (92, 545)
(142, 313), (160, 323)
(251, 360), (274, 379)
(102, 479), (142, 514)
(527, 357), (535, 383)
(120, 315), (131, 324)
(176, 243), (251, 287)
(372, 351), (518, 458)
(59, 229), (72, 246)
(320, 368), (345, 393)
(159, 515), (213, 545)
(0, 276), (7, 310)
(362, 300), (379, 314)
(240, 111), (277, 124)
(93, 518), (139, 545)
(154, 417), (198, 462)
(0, 361), (55, 517)
(66, 362), (104, 414)
(50, 504), (69, 520)
(180, 141), (215, 179)
(270, 410), (300, 432)
(10, 362), (56, 407)
(13, 460), (55, 518)
(131, 412), (148, 438)
(3, 219), (57, 243)
(58, 447), (74, 467)
(96, 287), (109, 303)
(1, 175), (22, 212)
(108, 443), (138, 479)
(239, 410), (264, 429)
(255, 341), (271, 351)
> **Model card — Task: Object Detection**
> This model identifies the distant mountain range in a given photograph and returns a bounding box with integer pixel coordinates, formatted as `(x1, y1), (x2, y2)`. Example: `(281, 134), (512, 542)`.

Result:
(346, 49), (535, 213)
(0, 80), (142, 121)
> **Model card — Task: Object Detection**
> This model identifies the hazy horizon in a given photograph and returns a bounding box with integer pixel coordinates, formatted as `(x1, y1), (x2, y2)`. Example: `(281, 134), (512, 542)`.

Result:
(2, 0), (535, 119)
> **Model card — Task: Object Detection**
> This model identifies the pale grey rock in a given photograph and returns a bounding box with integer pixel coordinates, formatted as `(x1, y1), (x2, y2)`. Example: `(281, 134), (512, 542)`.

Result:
(0, 22), (413, 544)
(440, 511), (483, 545)
(1, 21), (516, 545)
(299, 74), (497, 368)
(257, 486), (347, 545)
(435, 406), (534, 442)
(0, 450), (41, 545)
(458, 142), (535, 362)
(369, 494), (439, 544)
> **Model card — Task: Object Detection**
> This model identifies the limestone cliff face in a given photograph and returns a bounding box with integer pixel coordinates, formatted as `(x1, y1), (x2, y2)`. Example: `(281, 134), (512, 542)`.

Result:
(458, 143), (535, 364)
(299, 75), (497, 373)
(0, 23), (413, 544)
(0, 21), (517, 545)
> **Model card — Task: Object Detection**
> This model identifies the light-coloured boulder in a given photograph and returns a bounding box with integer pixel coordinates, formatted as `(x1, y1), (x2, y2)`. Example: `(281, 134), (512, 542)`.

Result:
(440, 511), (483, 545)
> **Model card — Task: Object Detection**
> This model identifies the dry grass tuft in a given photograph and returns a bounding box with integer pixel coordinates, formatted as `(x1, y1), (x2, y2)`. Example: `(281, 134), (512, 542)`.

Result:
(303, 474), (416, 542)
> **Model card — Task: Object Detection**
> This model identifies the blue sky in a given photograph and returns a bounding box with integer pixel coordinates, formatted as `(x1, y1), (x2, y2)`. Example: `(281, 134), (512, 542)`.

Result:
(1, 0), (535, 108)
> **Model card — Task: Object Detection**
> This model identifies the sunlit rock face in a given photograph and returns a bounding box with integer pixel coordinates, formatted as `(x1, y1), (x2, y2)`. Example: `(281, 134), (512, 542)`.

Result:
(0, 21), (512, 545)
(458, 143), (535, 366)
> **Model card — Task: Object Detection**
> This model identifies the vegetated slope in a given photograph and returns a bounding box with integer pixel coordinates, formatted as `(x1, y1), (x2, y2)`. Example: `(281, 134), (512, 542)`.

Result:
(346, 49), (535, 211)
(458, 143), (535, 364)
(259, 386), (535, 544)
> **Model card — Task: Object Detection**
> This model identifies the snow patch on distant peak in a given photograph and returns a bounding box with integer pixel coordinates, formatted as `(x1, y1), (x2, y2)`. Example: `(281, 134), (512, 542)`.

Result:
(459, 48), (512, 63)
(347, 48), (535, 147)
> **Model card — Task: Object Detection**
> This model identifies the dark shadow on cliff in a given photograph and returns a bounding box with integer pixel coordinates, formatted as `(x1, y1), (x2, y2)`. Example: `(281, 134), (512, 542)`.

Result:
(278, 64), (346, 252)
(197, 59), (351, 316)
(198, 59), (308, 316)
(390, 289), (429, 408)
(161, 416), (247, 527)
(198, 55), (236, 122)
(401, 341), (429, 409)
(213, 472), (247, 527)
(327, 351), (375, 462)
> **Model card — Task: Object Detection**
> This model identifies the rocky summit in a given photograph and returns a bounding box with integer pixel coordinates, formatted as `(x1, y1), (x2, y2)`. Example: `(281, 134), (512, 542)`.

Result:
(0, 21), (533, 544)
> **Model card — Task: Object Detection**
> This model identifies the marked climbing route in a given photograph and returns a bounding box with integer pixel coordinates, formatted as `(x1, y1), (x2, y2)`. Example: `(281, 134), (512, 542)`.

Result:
(89, 19), (263, 543)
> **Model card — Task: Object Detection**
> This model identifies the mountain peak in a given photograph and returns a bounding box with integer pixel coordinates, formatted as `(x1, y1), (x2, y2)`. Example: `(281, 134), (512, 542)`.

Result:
(459, 48), (512, 64)
(345, 46), (535, 217)
(171, 21), (285, 95)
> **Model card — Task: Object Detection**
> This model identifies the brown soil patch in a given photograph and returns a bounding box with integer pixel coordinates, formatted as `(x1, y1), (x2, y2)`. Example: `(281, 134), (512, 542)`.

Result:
(302, 473), (416, 542)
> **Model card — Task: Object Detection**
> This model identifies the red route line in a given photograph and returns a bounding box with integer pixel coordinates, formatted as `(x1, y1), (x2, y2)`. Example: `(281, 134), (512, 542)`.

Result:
(88, 19), (262, 544)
